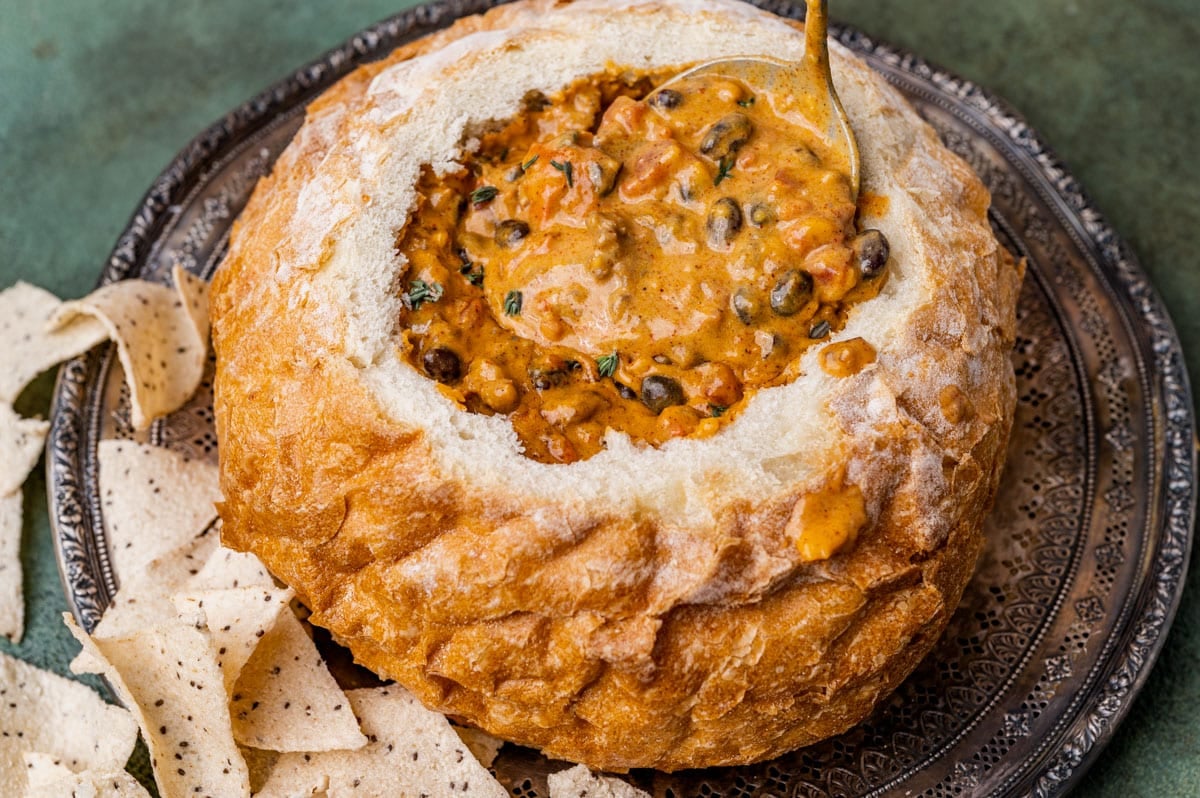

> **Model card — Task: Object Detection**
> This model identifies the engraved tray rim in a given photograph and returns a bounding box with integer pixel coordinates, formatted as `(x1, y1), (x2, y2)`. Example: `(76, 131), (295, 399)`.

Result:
(46, 1), (1197, 795)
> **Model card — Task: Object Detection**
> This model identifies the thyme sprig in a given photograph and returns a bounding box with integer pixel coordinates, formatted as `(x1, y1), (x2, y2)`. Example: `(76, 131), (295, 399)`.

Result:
(596, 352), (619, 378)
(550, 159), (574, 188)
(403, 279), (443, 311)
(470, 185), (499, 205)
(714, 156), (735, 187)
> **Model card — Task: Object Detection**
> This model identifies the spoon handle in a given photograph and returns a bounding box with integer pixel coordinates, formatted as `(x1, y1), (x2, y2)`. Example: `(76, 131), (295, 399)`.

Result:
(804, 0), (831, 80)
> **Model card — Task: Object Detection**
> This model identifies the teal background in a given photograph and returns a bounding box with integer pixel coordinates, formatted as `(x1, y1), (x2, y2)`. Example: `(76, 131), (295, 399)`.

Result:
(1, 1), (1197, 794)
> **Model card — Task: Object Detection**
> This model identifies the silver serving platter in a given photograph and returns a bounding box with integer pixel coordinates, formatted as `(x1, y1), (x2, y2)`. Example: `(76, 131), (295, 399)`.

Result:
(47, 1), (1197, 795)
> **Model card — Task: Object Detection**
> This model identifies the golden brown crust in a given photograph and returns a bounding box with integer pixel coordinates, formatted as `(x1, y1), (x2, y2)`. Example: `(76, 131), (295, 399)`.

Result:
(211, 0), (1021, 770)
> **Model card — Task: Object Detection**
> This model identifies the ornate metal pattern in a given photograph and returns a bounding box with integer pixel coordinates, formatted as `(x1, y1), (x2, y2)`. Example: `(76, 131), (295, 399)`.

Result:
(46, 1), (1195, 795)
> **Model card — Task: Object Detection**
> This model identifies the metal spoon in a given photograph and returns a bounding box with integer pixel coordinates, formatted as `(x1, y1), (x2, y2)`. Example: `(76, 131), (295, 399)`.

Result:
(650, 0), (859, 199)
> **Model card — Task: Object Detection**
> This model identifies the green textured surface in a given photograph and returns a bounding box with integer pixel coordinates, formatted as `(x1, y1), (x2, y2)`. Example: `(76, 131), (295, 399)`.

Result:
(0, 0), (1197, 795)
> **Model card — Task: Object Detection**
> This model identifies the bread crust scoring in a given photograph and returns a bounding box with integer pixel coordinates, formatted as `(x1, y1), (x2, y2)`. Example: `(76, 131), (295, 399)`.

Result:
(211, 0), (1022, 770)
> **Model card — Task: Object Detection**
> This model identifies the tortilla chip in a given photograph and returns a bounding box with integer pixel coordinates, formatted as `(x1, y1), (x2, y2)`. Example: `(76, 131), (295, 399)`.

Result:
(0, 649), (139, 795)
(98, 439), (220, 579)
(94, 528), (221, 640)
(0, 491), (24, 641)
(0, 402), (47, 640)
(97, 526), (275, 643)
(190, 544), (275, 591)
(230, 610), (367, 753)
(547, 765), (651, 798)
(453, 725), (505, 769)
(0, 281), (107, 404)
(50, 266), (209, 430)
(65, 614), (251, 798)
(172, 586), (295, 694)
(0, 402), (49, 496)
(256, 686), (507, 798)
(23, 751), (151, 797)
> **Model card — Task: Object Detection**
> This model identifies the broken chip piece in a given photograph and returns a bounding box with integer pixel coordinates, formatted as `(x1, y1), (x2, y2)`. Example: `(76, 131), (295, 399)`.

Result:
(0, 491), (24, 641)
(230, 608), (367, 753)
(172, 586), (296, 694)
(0, 281), (107, 405)
(94, 525), (222, 640)
(0, 403), (49, 497)
(255, 686), (507, 798)
(97, 525), (277, 644)
(65, 614), (252, 798)
(0, 649), (139, 795)
(97, 439), (220, 579)
(23, 751), (152, 798)
(189, 543), (275, 591)
(50, 265), (209, 430)
(0, 402), (50, 641)
(547, 764), (652, 798)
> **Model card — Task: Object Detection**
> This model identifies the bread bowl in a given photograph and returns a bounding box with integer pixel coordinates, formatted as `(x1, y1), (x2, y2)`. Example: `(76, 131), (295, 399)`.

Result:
(210, 0), (1022, 771)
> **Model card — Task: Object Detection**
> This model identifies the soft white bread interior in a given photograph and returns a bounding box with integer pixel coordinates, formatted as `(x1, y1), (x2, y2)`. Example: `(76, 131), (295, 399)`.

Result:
(211, 0), (1021, 771)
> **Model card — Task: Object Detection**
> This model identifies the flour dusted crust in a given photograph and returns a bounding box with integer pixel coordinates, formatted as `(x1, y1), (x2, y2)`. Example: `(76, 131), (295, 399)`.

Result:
(211, 0), (1022, 771)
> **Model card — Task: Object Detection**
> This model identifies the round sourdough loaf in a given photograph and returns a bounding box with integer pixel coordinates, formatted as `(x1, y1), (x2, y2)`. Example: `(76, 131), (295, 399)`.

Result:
(211, 0), (1022, 771)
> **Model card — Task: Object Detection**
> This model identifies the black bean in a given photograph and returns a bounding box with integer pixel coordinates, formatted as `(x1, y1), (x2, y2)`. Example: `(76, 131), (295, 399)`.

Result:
(522, 90), (550, 112)
(747, 203), (775, 227)
(853, 229), (890, 278)
(422, 347), (461, 384)
(700, 113), (753, 161)
(616, 383), (638, 401)
(706, 198), (743, 248)
(588, 158), (622, 196)
(730, 287), (758, 325)
(770, 270), (813, 316)
(494, 219), (530, 248)
(529, 368), (566, 391)
(650, 89), (683, 110)
(809, 319), (831, 339)
(640, 375), (685, 414)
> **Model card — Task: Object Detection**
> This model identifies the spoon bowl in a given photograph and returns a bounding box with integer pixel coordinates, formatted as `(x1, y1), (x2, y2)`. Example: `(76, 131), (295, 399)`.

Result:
(651, 0), (859, 198)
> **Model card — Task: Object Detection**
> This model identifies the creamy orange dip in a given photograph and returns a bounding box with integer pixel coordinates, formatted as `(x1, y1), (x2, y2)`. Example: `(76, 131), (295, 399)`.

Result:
(396, 70), (889, 463)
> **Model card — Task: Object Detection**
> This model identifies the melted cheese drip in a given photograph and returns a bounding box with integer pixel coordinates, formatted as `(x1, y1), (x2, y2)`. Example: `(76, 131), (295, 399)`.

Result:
(791, 482), (867, 562)
(818, 337), (877, 378)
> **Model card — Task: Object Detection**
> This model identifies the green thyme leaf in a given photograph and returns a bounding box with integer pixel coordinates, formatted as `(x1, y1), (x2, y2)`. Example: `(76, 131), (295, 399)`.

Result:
(521, 154), (540, 171)
(403, 279), (444, 311)
(470, 185), (499, 205)
(504, 289), (523, 316)
(714, 156), (734, 187)
(596, 352), (619, 378)
(709, 404), (728, 418)
(737, 96), (755, 107)
(550, 159), (574, 188)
